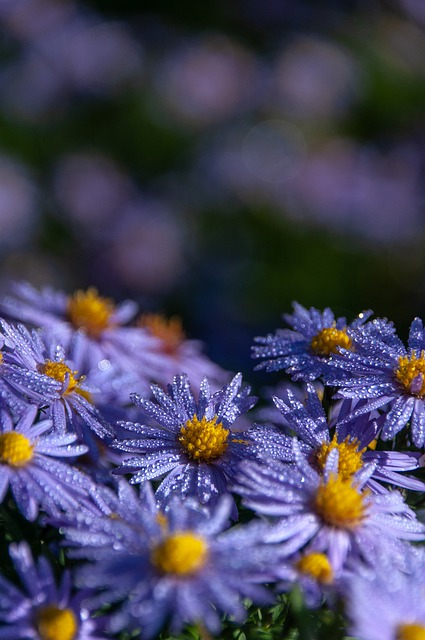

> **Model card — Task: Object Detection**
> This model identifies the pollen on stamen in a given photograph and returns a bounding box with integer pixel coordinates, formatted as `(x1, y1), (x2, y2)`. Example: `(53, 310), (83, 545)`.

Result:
(179, 414), (229, 462)
(395, 351), (425, 397)
(152, 531), (208, 576)
(296, 552), (334, 584)
(314, 474), (367, 529)
(396, 623), (425, 640)
(67, 287), (114, 337)
(0, 432), (34, 467)
(315, 435), (365, 480)
(310, 326), (352, 357)
(36, 605), (78, 640)
(39, 360), (80, 395)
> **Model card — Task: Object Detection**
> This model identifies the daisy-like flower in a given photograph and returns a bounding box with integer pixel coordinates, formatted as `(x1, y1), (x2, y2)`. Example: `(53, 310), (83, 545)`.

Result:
(232, 440), (425, 573)
(0, 281), (155, 377)
(0, 541), (104, 640)
(60, 483), (276, 639)
(0, 319), (113, 440)
(271, 384), (425, 493)
(343, 552), (425, 640)
(252, 302), (372, 381)
(111, 372), (285, 514)
(136, 312), (230, 390)
(328, 316), (425, 447)
(0, 405), (94, 520)
(274, 549), (336, 608)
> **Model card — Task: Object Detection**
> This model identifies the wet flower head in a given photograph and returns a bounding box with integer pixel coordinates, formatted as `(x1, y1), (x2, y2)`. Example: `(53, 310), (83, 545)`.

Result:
(67, 287), (114, 337)
(310, 326), (352, 356)
(152, 531), (208, 576)
(139, 313), (185, 354)
(314, 474), (367, 529)
(179, 414), (229, 461)
(315, 435), (365, 480)
(36, 606), (77, 640)
(0, 432), (34, 467)
(395, 351), (425, 397)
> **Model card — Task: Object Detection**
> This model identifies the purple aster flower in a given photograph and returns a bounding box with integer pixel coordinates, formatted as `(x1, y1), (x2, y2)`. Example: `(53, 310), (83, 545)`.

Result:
(232, 440), (425, 573)
(60, 482), (276, 639)
(111, 372), (286, 514)
(343, 552), (425, 640)
(0, 405), (94, 520)
(0, 541), (104, 640)
(252, 302), (372, 381)
(274, 549), (337, 608)
(327, 316), (425, 447)
(0, 319), (113, 440)
(0, 281), (156, 378)
(271, 384), (425, 493)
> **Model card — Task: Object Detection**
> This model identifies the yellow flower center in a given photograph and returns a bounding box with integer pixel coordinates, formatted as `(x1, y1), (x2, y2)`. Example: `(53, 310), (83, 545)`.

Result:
(67, 287), (114, 337)
(396, 623), (425, 640)
(179, 414), (229, 462)
(314, 474), (366, 529)
(0, 432), (34, 467)
(138, 313), (185, 354)
(315, 435), (365, 480)
(310, 327), (352, 356)
(395, 351), (425, 397)
(295, 552), (334, 584)
(36, 606), (77, 640)
(39, 361), (80, 395)
(152, 531), (208, 576)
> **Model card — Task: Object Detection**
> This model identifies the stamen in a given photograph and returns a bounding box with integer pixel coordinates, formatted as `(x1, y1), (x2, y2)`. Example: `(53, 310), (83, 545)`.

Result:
(39, 361), (80, 395)
(36, 606), (77, 640)
(296, 552), (334, 584)
(179, 414), (229, 462)
(396, 623), (425, 640)
(0, 432), (34, 467)
(310, 327), (352, 356)
(67, 288), (114, 337)
(314, 474), (366, 529)
(395, 351), (425, 397)
(315, 435), (365, 480)
(138, 313), (185, 354)
(152, 531), (208, 576)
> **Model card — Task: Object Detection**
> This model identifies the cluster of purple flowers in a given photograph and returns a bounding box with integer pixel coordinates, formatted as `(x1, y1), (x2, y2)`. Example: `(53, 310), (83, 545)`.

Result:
(0, 287), (425, 640)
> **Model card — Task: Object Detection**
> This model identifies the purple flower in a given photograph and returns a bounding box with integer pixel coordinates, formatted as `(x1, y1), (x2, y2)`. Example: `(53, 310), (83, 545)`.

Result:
(343, 550), (425, 640)
(232, 440), (425, 573)
(0, 319), (113, 440)
(60, 482), (276, 638)
(271, 384), (425, 493)
(252, 302), (372, 381)
(0, 405), (94, 520)
(0, 541), (104, 639)
(327, 316), (425, 447)
(111, 373), (282, 514)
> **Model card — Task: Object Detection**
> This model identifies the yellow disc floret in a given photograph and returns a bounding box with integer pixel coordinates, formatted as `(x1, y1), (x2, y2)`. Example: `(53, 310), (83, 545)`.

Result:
(67, 287), (114, 337)
(310, 327), (352, 356)
(315, 435), (365, 480)
(396, 623), (425, 640)
(395, 351), (425, 397)
(296, 552), (334, 584)
(40, 361), (80, 395)
(314, 474), (366, 529)
(0, 432), (34, 467)
(152, 531), (208, 576)
(179, 414), (229, 462)
(36, 606), (77, 640)
(139, 313), (185, 354)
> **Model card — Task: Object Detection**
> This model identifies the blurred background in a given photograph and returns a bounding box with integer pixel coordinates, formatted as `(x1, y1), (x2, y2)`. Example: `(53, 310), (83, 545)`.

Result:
(1, 0), (425, 380)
